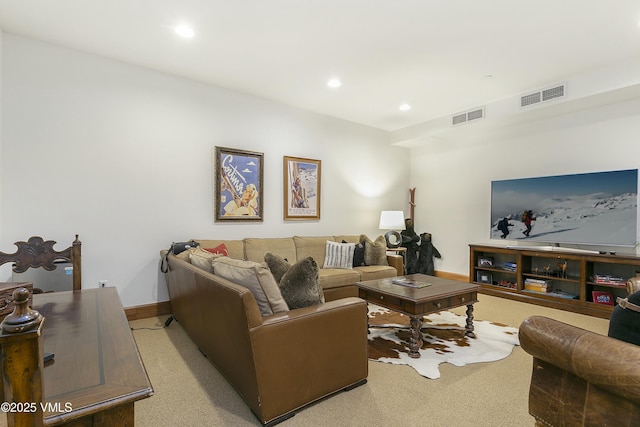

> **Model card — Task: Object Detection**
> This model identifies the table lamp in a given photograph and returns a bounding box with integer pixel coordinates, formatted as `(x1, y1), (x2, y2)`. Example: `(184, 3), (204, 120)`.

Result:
(379, 210), (406, 248)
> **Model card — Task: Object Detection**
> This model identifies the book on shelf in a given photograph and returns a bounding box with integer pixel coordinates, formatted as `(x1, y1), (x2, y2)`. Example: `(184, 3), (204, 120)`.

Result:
(524, 278), (550, 292)
(391, 277), (432, 288)
(524, 278), (550, 285)
(548, 290), (579, 299)
(590, 274), (625, 286)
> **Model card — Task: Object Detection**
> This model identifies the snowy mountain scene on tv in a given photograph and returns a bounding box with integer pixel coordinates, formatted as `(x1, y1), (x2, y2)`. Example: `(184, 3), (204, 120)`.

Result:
(491, 169), (639, 246)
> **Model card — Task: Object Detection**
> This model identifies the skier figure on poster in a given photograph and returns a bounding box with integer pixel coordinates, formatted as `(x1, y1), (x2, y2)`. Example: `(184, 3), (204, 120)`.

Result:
(522, 210), (535, 237)
(497, 217), (513, 239)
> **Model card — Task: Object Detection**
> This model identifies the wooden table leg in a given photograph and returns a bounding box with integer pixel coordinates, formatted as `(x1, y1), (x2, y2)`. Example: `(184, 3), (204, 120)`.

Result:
(408, 315), (423, 358)
(465, 304), (476, 338)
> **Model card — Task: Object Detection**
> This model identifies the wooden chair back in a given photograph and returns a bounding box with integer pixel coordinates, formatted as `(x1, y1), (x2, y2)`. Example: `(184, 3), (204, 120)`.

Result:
(0, 235), (81, 291)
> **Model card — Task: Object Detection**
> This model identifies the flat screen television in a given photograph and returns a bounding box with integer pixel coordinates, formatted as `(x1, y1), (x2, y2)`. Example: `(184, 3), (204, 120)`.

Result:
(490, 169), (638, 247)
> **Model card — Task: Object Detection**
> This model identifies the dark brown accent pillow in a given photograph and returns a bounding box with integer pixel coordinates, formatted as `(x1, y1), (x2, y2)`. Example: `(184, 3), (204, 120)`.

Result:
(264, 252), (291, 284)
(278, 257), (324, 309)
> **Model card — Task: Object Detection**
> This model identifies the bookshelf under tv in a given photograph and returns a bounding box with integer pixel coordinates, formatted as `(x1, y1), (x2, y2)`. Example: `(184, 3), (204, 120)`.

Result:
(469, 244), (639, 318)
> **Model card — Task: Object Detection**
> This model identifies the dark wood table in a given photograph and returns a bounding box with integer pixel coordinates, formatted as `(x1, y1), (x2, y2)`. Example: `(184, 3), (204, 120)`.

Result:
(356, 274), (480, 358)
(1, 287), (153, 426)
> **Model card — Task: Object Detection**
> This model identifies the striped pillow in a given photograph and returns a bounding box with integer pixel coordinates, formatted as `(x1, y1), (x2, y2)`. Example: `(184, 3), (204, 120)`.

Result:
(323, 241), (356, 269)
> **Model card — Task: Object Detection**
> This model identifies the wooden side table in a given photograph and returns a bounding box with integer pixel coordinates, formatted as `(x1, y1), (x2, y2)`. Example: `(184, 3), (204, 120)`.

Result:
(386, 247), (407, 274)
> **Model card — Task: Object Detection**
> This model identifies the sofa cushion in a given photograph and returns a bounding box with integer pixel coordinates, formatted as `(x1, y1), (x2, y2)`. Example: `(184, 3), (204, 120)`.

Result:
(196, 239), (245, 260)
(360, 235), (388, 266)
(279, 256), (324, 309)
(323, 241), (355, 269)
(189, 247), (223, 272)
(245, 238), (297, 264)
(355, 265), (397, 282)
(212, 257), (289, 316)
(174, 247), (195, 262)
(319, 269), (361, 289)
(293, 236), (335, 267)
(264, 252), (291, 283)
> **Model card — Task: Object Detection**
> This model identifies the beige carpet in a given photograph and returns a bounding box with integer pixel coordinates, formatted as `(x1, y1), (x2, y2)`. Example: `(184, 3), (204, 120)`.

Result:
(130, 294), (609, 427)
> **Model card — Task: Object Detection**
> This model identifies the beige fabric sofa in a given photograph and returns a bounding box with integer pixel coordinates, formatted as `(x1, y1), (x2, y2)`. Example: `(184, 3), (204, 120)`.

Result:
(195, 235), (402, 301)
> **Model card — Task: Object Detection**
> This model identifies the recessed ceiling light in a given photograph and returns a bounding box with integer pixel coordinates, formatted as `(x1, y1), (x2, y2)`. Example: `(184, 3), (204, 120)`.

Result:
(174, 24), (195, 39)
(327, 78), (342, 88)
(399, 103), (411, 111)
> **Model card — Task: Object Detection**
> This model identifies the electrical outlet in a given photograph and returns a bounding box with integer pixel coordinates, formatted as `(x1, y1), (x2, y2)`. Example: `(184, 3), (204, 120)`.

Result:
(99, 280), (108, 288)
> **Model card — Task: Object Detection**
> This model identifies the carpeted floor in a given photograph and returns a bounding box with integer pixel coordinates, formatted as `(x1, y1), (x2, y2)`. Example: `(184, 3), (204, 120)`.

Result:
(130, 294), (609, 427)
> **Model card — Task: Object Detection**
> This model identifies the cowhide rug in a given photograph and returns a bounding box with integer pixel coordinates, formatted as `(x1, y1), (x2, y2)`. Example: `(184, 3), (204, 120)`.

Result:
(367, 304), (520, 379)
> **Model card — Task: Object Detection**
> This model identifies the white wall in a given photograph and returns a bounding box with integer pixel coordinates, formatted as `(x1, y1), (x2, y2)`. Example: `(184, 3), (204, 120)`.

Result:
(0, 34), (410, 307)
(410, 98), (640, 277)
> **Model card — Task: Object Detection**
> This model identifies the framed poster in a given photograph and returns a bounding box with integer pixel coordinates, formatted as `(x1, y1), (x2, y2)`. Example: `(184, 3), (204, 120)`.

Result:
(284, 156), (321, 220)
(214, 146), (264, 222)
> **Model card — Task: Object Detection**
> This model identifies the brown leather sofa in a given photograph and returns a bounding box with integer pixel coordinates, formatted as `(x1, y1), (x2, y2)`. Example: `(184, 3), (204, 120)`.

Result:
(164, 251), (369, 426)
(519, 315), (640, 426)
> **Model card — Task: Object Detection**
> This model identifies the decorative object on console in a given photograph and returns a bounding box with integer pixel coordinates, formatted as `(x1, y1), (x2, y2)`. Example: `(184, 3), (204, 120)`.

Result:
(283, 156), (321, 221)
(214, 146), (264, 222)
(592, 291), (614, 305)
(379, 210), (406, 248)
(628, 272), (640, 294)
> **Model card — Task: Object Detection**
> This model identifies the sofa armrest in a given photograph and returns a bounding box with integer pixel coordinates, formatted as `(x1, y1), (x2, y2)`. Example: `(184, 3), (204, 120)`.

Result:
(519, 315), (640, 404)
(386, 254), (402, 276)
(249, 297), (368, 422)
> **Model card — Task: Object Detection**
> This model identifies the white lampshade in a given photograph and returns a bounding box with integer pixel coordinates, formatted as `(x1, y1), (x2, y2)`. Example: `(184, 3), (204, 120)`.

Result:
(379, 211), (406, 230)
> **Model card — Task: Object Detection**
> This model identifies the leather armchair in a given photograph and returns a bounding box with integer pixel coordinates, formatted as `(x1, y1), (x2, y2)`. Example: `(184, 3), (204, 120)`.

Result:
(519, 315), (640, 426)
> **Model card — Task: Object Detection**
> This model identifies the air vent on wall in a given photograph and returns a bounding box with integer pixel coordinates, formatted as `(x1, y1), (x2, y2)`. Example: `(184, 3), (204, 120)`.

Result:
(521, 83), (566, 107)
(452, 107), (485, 126)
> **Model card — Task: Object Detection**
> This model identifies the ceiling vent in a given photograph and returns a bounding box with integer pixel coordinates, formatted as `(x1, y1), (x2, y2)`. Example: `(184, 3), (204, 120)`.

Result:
(521, 83), (566, 107)
(452, 107), (485, 126)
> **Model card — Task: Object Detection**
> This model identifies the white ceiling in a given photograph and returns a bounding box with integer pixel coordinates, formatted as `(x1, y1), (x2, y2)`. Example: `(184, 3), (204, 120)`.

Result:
(1, 0), (639, 133)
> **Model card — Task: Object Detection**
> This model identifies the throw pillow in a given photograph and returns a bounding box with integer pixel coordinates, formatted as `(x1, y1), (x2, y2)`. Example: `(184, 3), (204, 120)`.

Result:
(279, 256), (324, 309)
(264, 252), (291, 284)
(189, 247), (222, 272)
(323, 241), (355, 269)
(360, 235), (388, 266)
(344, 240), (365, 267)
(608, 289), (640, 346)
(204, 243), (229, 257)
(212, 257), (289, 316)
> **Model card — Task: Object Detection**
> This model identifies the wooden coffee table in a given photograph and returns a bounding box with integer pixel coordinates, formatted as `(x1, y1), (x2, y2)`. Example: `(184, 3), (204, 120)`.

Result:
(356, 274), (480, 358)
